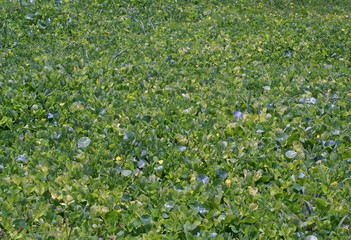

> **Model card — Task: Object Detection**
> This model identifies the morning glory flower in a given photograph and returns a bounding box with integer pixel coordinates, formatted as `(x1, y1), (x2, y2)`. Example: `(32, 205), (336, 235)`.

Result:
(137, 160), (145, 169)
(16, 154), (27, 163)
(197, 174), (210, 185)
(233, 111), (243, 120)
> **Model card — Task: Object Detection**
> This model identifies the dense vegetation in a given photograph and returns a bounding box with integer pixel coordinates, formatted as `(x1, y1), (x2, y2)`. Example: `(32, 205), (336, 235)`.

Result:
(1, 0), (351, 239)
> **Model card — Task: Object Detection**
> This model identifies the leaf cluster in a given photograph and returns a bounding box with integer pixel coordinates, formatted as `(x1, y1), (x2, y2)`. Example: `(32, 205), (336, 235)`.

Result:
(1, 0), (351, 239)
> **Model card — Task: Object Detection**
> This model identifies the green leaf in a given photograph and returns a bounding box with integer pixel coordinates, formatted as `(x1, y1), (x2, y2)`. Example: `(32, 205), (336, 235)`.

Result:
(222, 214), (236, 224)
(0, 116), (13, 129)
(12, 219), (26, 229)
(315, 198), (328, 210)
(240, 216), (258, 224)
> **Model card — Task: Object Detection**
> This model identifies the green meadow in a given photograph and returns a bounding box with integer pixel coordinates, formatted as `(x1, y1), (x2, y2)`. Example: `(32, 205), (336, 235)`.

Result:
(1, 0), (351, 239)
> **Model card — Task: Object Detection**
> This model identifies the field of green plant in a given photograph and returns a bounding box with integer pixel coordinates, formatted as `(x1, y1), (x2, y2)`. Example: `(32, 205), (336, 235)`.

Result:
(1, 0), (351, 239)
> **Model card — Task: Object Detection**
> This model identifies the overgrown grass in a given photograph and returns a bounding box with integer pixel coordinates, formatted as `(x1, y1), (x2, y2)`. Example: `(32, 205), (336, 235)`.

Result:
(1, 0), (351, 239)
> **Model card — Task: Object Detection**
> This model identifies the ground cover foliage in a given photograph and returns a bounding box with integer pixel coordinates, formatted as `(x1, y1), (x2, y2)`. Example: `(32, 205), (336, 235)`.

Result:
(1, 0), (351, 239)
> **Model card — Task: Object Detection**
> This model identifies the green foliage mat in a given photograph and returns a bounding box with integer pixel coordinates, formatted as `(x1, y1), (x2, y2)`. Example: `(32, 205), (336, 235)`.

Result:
(1, 0), (351, 239)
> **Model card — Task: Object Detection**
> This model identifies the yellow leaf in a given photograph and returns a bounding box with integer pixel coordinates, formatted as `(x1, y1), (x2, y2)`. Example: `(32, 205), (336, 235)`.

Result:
(249, 203), (258, 211)
(248, 186), (258, 196)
